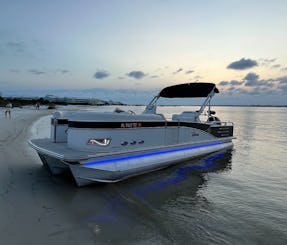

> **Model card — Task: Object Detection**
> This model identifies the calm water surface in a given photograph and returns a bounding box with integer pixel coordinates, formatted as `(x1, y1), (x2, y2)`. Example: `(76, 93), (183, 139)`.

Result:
(32, 106), (287, 244)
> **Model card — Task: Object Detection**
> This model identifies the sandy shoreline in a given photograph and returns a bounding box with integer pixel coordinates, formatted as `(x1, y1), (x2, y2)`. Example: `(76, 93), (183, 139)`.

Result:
(0, 107), (173, 244)
(0, 108), (94, 244)
(0, 108), (61, 244)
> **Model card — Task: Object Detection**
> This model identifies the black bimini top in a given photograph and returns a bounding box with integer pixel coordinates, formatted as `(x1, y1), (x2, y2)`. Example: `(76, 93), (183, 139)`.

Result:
(159, 82), (219, 98)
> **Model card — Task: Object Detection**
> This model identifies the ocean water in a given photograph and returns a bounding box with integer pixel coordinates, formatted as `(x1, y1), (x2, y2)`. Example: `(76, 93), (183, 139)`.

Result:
(31, 106), (287, 244)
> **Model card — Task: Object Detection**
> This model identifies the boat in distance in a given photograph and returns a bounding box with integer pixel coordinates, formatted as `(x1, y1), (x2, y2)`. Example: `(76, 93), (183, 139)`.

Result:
(28, 82), (234, 186)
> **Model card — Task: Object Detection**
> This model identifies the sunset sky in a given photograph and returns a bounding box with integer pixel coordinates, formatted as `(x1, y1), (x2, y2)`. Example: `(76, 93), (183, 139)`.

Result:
(0, 0), (286, 105)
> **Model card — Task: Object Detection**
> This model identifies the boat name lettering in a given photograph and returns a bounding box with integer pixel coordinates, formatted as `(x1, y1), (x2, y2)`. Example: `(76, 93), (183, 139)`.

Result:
(121, 122), (142, 128)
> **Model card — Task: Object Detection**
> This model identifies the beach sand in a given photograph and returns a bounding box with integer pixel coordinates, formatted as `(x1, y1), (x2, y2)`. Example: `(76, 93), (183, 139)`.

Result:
(0, 108), (65, 244)
(0, 108), (106, 245)
(0, 107), (174, 245)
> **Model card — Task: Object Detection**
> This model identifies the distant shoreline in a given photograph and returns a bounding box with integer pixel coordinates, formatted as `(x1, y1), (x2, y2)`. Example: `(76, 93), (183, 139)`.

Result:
(1, 96), (286, 108)
(215, 105), (287, 107)
(130, 104), (287, 108)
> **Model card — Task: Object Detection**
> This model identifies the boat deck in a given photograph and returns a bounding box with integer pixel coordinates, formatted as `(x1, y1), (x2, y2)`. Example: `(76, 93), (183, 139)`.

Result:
(29, 139), (98, 161)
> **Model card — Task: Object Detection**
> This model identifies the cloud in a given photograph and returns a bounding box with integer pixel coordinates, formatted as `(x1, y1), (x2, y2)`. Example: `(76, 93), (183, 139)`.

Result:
(9, 68), (21, 73)
(258, 58), (284, 71)
(219, 80), (242, 86)
(262, 58), (276, 63)
(185, 70), (194, 74)
(278, 77), (287, 93)
(277, 76), (287, 84)
(220, 72), (287, 97)
(173, 68), (183, 74)
(27, 69), (46, 75)
(281, 67), (287, 72)
(25, 68), (70, 76)
(227, 58), (258, 70)
(126, 70), (146, 79)
(259, 58), (276, 67)
(191, 75), (202, 81)
(243, 72), (261, 86)
(244, 72), (259, 81)
(2, 39), (48, 60)
(227, 86), (236, 92)
(93, 70), (110, 79)
(219, 81), (229, 86)
(59, 69), (69, 74)
(230, 80), (243, 85)
(279, 84), (287, 92)
(150, 75), (158, 79)
(5, 41), (25, 53)
(271, 64), (281, 69)
(54, 69), (70, 74)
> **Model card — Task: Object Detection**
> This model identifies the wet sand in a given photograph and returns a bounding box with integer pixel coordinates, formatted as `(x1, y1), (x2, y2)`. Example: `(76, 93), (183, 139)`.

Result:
(0, 108), (59, 244)
(0, 108), (105, 244)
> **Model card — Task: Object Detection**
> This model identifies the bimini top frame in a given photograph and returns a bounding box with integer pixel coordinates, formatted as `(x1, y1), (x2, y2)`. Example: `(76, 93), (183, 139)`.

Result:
(143, 82), (219, 115)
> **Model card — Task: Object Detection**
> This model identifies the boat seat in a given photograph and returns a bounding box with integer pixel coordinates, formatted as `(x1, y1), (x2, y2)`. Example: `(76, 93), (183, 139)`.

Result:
(207, 116), (221, 125)
(172, 111), (199, 122)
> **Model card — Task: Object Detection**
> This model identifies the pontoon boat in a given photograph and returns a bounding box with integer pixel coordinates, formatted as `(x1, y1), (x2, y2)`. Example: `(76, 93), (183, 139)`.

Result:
(28, 83), (234, 186)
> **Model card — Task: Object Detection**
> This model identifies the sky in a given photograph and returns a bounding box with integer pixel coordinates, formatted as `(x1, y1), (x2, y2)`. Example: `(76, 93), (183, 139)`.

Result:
(0, 0), (287, 105)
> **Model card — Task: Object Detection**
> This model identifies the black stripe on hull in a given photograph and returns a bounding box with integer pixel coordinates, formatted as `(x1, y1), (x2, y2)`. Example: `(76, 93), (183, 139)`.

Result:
(209, 126), (234, 138)
(68, 121), (166, 128)
(67, 120), (214, 129)
(179, 122), (210, 131)
(66, 120), (233, 137)
(51, 118), (69, 125)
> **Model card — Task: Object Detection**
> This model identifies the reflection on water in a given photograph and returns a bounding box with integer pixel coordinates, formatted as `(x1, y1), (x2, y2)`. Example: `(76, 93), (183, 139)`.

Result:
(66, 150), (233, 244)
(132, 151), (232, 203)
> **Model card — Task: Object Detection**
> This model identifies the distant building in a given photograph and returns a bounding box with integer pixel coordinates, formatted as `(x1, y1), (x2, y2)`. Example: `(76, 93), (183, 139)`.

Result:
(43, 95), (112, 105)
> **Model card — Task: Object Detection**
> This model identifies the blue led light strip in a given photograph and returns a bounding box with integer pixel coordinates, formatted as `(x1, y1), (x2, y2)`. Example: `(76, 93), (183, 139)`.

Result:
(84, 141), (224, 167)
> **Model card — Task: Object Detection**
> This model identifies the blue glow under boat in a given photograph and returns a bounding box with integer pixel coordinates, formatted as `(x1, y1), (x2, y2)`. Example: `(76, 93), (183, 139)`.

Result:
(28, 82), (234, 186)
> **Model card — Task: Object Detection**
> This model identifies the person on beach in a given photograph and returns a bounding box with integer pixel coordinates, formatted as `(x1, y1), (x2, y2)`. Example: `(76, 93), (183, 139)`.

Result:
(5, 101), (12, 118)
(35, 102), (40, 110)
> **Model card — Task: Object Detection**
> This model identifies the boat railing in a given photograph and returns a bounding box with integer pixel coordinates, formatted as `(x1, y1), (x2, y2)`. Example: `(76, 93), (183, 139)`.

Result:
(221, 121), (234, 126)
(207, 120), (234, 126)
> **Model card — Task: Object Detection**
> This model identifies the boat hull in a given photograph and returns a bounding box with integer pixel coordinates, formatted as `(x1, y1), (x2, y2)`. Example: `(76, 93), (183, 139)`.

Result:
(33, 140), (233, 186)
(37, 153), (69, 175)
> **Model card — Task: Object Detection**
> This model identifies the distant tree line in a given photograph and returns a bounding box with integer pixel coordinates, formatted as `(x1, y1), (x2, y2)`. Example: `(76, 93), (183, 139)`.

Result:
(0, 96), (124, 108)
(0, 97), (51, 107)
